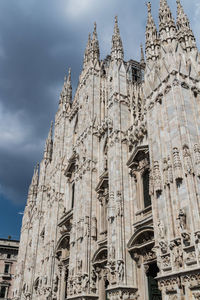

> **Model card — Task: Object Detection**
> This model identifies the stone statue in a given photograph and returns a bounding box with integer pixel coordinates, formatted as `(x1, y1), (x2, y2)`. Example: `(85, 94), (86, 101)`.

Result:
(159, 241), (167, 254)
(157, 219), (165, 239)
(177, 209), (186, 231)
(117, 260), (124, 282)
(82, 273), (89, 292)
(91, 268), (97, 291)
(45, 287), (52, 300)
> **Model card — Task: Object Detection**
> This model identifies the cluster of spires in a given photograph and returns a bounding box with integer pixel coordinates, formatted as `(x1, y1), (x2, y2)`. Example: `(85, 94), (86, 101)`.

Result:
(30, 0), (196, 190)
(84, 16), (124, 67)
(146, 0), (196, 61)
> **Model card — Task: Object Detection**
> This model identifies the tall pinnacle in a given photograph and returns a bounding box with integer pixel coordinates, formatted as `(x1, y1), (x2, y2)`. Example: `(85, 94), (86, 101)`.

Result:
(91, 22), (100, 62)
(111, 16), (124, 61)
(60, 68), (72, 105)
(159, 0), (176, 41)
(140, 44), (145, 66)
(28, 163), (39, 199)
(83, 33), (91, 67)
(44, 121), (53, 161)
(176, 0), (196, 51)
(31, 163), (39, 187)
(145, 2), (160, 62)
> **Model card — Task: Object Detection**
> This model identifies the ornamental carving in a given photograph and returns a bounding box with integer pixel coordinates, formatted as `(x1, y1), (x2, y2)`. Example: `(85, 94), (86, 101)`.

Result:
(169, 239), (183, 269)
(194, 144), (200, 177)
(181, 231), (190, 247)
(195, 231), (200, 259)
(159, 241), (168, 254)
(127, 227), (155, 266)
(153, 161), (162, 193)
(116, 260), (124, 282)
(181, 82), (190, 89)
(177, 209), (187, 232)
(163, 157), (173, 186)
(157, 219), (165, 239)
(164, 85), (171, 95)
(90, 267), (97, 292)
(183, 145), (194, 175)
(91, 216), (97, 240)
(172, 147), (183, 181)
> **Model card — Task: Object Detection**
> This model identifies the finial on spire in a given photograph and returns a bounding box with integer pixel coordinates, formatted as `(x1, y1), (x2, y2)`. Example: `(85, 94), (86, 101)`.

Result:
(44, 122), (53, 161)
(176, 0), (196, 51)
(68, 68), (71, 81)
(146, 2), (151, 13)
(94, 22), (97, 32)
(111, 16), (124, 61)
(91, 22), (100, 62)
(83, 33), (91, 68)
(159, 0), (176, 39)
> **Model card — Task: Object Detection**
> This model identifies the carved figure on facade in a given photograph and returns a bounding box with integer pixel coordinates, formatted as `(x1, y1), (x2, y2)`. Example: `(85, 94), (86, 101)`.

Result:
(181, 231), (190, 247)
(169, 239), (183, 269)
(183, 144), (194, 175)
(157, 219), (165, 239)
(116, 260), (124, 282)
(91, 216), (97, 239)
(173, 147), (183, 181)
(84, 216), (90, 237)
(194, 144), (200, 177)
(52, 274), (59, 299)
(153, 161), (162, 193)
(116, 191), (123, 217)
(159, 241), (168, 254)
(77, 259), (82, 274)
(82, 273), (89, 292)
(45, 287), (52, 300)
(177, 209), (186, 232)
(108, 244), (116, 261)
(195, 231), (200, 259)
(90, 268), (97, 292)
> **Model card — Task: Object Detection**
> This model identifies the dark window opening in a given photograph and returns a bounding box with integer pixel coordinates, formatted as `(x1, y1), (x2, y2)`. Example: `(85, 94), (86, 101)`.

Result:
(65, 268), (69, 298)
(4, 264), (10, 274)
(146, 263), (162, 300)
(7, 254), (11, 259)
(71, 182), (75, 209)
(143, 170), (151, 208)
(0, 286), (6, 298)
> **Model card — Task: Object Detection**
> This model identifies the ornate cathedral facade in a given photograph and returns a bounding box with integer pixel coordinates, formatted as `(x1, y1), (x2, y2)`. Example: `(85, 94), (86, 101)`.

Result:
(13, 0), (200, 299)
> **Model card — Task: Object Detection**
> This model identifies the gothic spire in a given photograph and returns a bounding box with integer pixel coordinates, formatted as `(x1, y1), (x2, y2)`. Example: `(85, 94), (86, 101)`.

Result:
(111, 16), (124, 61)
(31, 163), (39, 187)
(140, 44), (145, 66)
(145, 2), (160, 62)
(159, 0), (176, 41)
(83, 33), (91, 68)
(60, 68), (72, 105)
(44, 121), (53, 161)
(176, 0), (196, 51)
(28, 163), (39, 199)
(91, 22), (100, 62)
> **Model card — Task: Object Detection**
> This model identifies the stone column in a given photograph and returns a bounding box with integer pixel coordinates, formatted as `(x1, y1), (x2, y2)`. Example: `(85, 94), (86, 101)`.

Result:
(60, 264), (67, 300)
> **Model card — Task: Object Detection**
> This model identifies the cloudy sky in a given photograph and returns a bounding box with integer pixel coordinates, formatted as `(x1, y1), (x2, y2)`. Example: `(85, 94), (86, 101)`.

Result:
(0, 0), (199, 240)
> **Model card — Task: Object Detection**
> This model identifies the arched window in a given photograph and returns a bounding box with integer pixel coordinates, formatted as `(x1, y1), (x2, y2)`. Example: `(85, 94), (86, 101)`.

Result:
(0, 286), (6, 298)
(71, 182), (75, 209)
(142, 169), (151, 208)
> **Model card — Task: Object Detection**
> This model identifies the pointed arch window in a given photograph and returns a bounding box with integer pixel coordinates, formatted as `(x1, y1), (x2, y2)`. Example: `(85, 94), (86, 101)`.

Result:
(142, 169), (151, 208)
(65, 151), (78, 210)
(127, 146), (151, 213)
